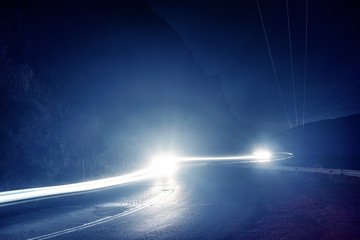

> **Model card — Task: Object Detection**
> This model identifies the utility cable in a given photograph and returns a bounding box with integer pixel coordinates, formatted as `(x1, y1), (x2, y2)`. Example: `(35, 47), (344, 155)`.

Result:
(302, 0), (309, 129)
(286, 0), (298, 127)
(256, 0), (292, 128)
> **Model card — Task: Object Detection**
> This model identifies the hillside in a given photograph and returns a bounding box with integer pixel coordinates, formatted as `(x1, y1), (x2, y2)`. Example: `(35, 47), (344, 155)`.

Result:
(274, 114), (360, 169)
(0, 1), (251, 190)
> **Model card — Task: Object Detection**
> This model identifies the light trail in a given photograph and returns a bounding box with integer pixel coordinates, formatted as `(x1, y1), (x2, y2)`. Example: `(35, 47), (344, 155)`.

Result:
(0, 170), (153, 206)
(178, 152), (292, 162)
(0, 152), (292, 205)
(178, 155), (255, 161)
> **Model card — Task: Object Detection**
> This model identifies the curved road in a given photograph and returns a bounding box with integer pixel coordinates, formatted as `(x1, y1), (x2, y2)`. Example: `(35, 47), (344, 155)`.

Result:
(1, 161), (360, 239)
(1, 164), (268, 240)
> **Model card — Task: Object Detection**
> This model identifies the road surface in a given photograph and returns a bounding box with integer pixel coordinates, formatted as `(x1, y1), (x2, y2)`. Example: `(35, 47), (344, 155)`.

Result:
(1, 164), (360, 239)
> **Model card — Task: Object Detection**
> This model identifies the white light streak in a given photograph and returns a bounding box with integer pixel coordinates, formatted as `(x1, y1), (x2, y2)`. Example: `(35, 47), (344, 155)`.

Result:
(0, 170), (151, 205)
(253, 150), (272, 159)
(178, 155), (255, 161)
(0, 152), (292, 205)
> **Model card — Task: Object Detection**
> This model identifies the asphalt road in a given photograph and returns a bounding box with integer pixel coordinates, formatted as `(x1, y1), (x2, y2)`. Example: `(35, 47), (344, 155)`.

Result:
(1, 164), (360, 239)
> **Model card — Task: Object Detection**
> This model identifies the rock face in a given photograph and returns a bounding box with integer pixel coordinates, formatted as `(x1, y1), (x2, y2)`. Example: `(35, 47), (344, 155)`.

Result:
(0, 1), (250, 190)
(274, 114), (360, 169)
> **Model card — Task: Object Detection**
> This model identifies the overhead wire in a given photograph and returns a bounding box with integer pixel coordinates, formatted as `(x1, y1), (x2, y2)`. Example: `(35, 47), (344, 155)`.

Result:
(302, 0), (309, 129)
(256, 0), (293, 129)
(306, 81), (360, 122)
(307, 82), (360, 121)
(304, 57), (360, 120)
(286, 0), (299, 127)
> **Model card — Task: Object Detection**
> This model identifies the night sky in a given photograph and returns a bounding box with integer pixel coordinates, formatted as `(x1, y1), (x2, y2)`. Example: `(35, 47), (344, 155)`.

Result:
(148, 0), (360, 132)
(1, 0), (360, 188)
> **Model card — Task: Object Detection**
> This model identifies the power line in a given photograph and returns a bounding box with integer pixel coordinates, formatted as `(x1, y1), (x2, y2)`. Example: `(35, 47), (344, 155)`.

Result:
(286, 0), (298, 127)
(256, 0), (292, 128)
(302, 0), (309, 129)
(306, 81), (360, 122)
(304, 57), (360, 119)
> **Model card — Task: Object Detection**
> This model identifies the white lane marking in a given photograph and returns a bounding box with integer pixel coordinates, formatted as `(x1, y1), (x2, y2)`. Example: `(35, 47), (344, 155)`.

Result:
(28, 184), (175, 240)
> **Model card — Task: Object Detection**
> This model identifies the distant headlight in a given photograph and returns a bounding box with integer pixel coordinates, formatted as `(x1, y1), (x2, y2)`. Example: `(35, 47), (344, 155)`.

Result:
(253, 150), (272, 160)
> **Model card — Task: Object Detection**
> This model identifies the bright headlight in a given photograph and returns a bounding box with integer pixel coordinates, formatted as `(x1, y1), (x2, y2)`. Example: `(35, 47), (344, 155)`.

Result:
(253, 150), (272, 160)
(149, 153), (178, 176)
